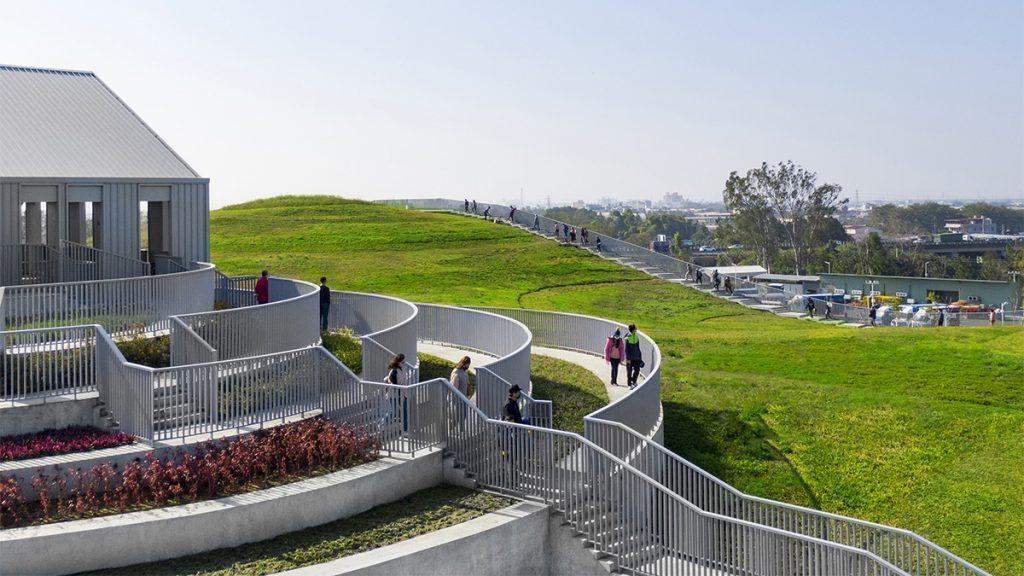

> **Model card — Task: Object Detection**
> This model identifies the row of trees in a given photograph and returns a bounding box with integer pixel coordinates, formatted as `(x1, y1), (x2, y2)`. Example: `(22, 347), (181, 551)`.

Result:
(867, 202), (1023, 235)
(543, 206), (711, 248)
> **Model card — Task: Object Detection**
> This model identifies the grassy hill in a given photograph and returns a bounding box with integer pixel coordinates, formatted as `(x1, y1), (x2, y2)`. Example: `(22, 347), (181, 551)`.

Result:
(212, 196), (1023, 574)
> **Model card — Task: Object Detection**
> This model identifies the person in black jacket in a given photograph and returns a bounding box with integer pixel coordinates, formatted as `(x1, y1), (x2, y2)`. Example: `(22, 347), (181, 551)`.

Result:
(503, 385), (523, 423)
(319, 277), (331, 331)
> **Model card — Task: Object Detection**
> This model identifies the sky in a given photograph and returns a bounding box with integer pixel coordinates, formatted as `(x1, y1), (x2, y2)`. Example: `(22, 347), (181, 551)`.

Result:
(2, 1), (1022, 208)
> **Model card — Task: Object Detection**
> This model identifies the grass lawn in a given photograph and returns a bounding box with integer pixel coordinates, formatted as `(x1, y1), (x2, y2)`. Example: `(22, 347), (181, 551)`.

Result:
(82, 486), (512, 576)
(530, 354), (609, 434)
(212, 196), (1024, 574)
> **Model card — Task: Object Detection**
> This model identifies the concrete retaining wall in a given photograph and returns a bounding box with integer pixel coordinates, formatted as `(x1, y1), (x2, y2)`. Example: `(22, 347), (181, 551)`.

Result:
(0, 394), (100, 437)
(0, 449), (444, 576)
(276, 504), (611, 576)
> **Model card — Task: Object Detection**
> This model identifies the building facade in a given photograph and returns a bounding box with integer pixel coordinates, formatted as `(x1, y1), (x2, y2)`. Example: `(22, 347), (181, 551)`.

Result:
(0, 65), (209, 278)
(819, 273), (1019, 307)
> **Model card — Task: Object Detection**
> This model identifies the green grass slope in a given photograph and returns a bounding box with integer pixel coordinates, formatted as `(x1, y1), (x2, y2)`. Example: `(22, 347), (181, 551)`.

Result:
(212, 196), (1024, 574)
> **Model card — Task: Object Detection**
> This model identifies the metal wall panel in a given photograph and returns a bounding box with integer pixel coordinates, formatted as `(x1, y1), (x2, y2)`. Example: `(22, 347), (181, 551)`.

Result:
(0, 182), (19, 244)
(170, 181), (210, 263)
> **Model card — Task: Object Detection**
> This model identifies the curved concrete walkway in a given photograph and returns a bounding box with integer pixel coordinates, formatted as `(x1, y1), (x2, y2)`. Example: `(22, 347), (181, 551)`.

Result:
(418, 342), (632, 405)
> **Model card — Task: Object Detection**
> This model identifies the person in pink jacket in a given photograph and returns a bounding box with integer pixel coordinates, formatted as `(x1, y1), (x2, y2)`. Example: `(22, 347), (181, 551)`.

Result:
(604, 328), (627, 386)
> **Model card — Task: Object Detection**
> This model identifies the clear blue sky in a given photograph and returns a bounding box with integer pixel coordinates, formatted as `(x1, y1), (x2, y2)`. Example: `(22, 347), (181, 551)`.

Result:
(2, 1), (1021, 208)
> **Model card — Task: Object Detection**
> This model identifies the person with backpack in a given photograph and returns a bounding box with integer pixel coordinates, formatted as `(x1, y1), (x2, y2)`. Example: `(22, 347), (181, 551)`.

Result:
(254, 270), (270, 304)
(625, 324), (644, 389)
(319, 276), (331, 331)
(483, 206), (491, 219)
(604, 328), (626, 386)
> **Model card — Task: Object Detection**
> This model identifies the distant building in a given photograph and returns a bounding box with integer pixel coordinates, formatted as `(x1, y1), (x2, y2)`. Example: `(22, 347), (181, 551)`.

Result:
(844, 224), (882, 241)
(685, 211), (732, 231)
(820, 273), (1019, 307)
(944, 217), (994, 234)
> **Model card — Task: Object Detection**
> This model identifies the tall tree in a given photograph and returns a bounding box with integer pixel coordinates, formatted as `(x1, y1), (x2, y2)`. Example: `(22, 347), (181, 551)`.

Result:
(723, 161), (846, 274)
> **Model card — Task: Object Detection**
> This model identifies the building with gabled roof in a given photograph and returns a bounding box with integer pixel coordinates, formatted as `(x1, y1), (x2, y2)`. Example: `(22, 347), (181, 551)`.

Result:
(0, 65), (209, 273)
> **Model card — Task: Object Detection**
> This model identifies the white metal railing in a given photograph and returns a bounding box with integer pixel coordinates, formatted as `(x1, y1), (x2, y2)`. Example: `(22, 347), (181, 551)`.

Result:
(0, 262), (216, 334)
(476, 307), (663, 443)
(330, 290), (419, 381)
(170, 277), (320, 364)
(214, 272), (258, 309)
(1, 325), (98, 403)
(59, 240), (151, 282)
(415, 303), (550, 425)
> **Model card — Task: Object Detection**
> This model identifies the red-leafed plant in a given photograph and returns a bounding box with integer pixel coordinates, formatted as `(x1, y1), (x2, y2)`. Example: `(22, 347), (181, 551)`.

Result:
(0, 426), (135, 462)
(0, 418), (378, 527)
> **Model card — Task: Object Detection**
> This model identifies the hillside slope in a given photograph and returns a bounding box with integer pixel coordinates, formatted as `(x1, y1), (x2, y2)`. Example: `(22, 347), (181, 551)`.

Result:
(212, 196), (1023, 574)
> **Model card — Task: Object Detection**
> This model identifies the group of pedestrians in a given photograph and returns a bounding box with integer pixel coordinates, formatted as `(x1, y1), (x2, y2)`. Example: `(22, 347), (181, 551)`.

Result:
(604, 324), (645, 388)
(463, 199), (478, 214)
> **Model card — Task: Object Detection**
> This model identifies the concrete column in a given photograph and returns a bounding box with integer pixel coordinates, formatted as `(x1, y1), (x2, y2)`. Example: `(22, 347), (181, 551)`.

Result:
(45, 201), (60, 246)
(92, 202), (104, 250)
(24, 202), (42, 244)
(147, 201), (165, 254)
(67, 202), (87, 244)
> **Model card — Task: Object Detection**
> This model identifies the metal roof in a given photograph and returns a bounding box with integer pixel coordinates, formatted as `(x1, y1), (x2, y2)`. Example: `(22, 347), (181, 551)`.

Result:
(754, 273), (821, 283)
(0, 65), (200, 179)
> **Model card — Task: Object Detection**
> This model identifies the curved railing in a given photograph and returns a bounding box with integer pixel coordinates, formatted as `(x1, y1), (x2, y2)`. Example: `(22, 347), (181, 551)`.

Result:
(328, 290), (419, 382)
(415, 303), (551, 427)
(170, 277), (320, 365)
(0, 262), (216, 334)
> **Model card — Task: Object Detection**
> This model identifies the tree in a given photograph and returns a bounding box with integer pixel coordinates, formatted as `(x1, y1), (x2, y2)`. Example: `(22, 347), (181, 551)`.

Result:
(723, 161), (846, 274)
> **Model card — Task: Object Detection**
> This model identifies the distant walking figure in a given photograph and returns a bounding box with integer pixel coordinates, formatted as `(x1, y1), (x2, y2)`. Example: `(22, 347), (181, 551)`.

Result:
(533, 215), (540, 230)
(712, 270), (720, 291)
(483, 206), (491, 219)
(805, 297), (815, 317)
(385, 353), (408, 431)
(595, 236), (602, 252)
(686, 264), (694, 281)
(319, 276), (331, 331)
(724, 276), (733, 295)
(464, 199), (469, 212)
(581, 227), (589, 245)
(554, 224), (561, 239)
(869, 304), (878, 326)
(472, 200), (478, 214)
(604, 328), (626, 386)
(824, 300), (833, 320)
(254, 270), (270, 305)
(625, 324), (643, 389)
(989, 309), (996, 326)
(937, 309), (944, 327)
(569, 227), (577, 243)
(562, 223), (569, 239)
(509, 206), (516, 222)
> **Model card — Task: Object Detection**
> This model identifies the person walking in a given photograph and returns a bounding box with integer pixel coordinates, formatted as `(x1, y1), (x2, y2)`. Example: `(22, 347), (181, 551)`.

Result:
(385, 353), (406, 385)
(805, 297), (815, 317)
(569, 227), (577, 243)
(625, 324), (644, 389)
(464, 199), (469, 212)
(724, 276), (733, 295)
(989, 308), (997, 326)
(686, 264), (693, 281)
(254, 270), (270, 304)
(472, 200), (478, 214)
(868, 304), (878, 326)
(319, 276), (331, 331)
(712, 270), (720, 291)
(509, 206), (517, 222)
(449, 356), (471, 398)
(483, 206), (491, 219)
(533, 215), (540, 230)
(595, 236), (603, 252)
(824, 300), (834, 320)
(503, 384), (524, 424)
(936, 309), (944, 327)
(554, 224), (561, 240)
(562, 223), (569, 240)
(604, 328), (626, 386)
(581, 227), (589, 245)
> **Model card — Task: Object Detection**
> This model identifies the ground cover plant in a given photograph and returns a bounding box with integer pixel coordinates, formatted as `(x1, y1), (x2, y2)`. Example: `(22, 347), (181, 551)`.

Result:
(0, 418), (378, 528)
(212, 196), (1024, 574)
(82, 485), (512, 576)
(0, 426), (134, 462)
(115, 334), (170, 368)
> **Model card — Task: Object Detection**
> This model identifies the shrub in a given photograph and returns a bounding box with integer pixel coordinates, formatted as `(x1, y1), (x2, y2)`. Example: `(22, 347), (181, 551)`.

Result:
(116, 335), (170, 368)
(0, 418), (378, 527)
(0, 426), (134, 462)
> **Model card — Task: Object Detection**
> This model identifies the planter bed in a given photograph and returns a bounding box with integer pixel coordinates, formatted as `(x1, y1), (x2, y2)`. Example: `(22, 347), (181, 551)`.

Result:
(0, 426), (134, 462)
(0, 418), (378, 528)
(1, 447), (444, 576)
(82, 485), (513, 576)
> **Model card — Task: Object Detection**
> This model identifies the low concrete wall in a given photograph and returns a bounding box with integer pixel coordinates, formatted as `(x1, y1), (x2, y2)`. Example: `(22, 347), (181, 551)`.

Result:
(0, 394), (100, 437)
(0, 449), (444, 576)
(277, 504), (611, 576)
